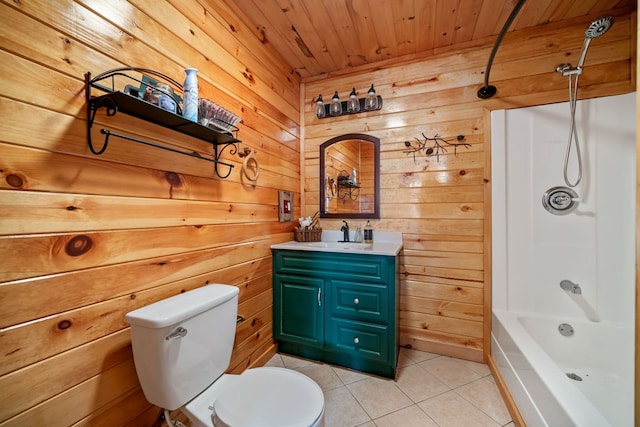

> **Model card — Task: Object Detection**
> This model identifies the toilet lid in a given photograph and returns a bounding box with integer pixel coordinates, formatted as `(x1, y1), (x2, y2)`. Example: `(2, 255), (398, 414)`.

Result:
(213, 367), (324, 427)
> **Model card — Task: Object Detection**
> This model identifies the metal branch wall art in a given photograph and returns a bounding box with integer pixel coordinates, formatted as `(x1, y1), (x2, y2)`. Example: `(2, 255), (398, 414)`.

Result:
(404, 133), (471, 162)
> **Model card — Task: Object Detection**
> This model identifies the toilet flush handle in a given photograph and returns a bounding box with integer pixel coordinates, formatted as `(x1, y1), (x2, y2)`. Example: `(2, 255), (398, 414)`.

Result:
(165, 326), (188, 340)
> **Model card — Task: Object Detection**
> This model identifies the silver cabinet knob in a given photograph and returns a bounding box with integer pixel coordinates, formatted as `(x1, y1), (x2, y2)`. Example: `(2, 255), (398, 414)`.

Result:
(354, 337), (360, 344)
(353, 297), (360, 305)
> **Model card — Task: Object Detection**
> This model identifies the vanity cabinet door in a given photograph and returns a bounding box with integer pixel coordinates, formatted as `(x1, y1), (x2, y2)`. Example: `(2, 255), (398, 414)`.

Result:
(273, 274), (324, 347)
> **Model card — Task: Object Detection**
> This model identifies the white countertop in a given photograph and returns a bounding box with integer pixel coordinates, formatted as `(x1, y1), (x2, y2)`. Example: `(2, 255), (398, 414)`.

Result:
(271, 230), (403, 256)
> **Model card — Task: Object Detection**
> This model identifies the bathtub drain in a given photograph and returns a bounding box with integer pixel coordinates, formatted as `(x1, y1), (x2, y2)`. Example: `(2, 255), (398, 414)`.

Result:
(566, 372), (583, 381)
(558, 323), (574, 336)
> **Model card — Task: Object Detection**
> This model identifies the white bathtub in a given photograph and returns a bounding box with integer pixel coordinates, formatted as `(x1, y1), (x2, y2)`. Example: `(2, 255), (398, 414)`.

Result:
(490, 93), (636, 427)
(492, 309), (633, 427)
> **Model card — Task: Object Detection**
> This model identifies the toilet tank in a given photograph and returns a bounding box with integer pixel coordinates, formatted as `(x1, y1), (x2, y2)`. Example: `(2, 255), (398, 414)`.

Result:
(125, 284), (239, 411)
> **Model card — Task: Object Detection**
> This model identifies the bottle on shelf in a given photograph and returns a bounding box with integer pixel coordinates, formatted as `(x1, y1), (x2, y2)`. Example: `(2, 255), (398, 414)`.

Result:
(364, 220), (373, 244)
(182, 68), (198, 122)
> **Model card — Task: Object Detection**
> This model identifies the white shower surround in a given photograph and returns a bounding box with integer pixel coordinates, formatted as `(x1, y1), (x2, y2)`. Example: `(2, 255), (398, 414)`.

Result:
(491, 92), (636, 427)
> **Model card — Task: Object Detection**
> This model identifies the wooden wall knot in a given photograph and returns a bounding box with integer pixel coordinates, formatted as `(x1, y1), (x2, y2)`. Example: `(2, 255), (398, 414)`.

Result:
(165, 171), (182, 187)
(5, 173), (25, 188)
(58, 320), (72, 330)
(65, 235), (93, 256)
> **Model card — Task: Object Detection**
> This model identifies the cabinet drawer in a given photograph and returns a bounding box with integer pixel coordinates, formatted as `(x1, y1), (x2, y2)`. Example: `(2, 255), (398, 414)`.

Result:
(329, 280), (388, 323)
(274, 250), (389, 283)
(328, 318), (388, 362)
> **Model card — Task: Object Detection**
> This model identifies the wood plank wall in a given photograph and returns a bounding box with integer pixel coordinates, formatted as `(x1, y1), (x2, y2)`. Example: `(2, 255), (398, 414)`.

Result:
(0, 1), (635, 425)
(302, 9), (636, 362)
(0, 0), (300, 425)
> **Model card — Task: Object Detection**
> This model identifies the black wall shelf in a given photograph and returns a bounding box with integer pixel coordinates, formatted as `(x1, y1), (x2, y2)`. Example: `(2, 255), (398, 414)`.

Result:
(337, 171), (360, 200)
(85, 68), (240, 179)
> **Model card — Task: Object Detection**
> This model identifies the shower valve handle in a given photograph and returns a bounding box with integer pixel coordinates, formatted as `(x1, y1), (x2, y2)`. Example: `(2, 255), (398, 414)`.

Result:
(552, 195), (581, 204)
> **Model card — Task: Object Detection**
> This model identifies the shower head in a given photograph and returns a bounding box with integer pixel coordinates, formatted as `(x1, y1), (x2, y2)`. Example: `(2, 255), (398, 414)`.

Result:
(576, 15), (614, 70)
(585, 15), (614, 39)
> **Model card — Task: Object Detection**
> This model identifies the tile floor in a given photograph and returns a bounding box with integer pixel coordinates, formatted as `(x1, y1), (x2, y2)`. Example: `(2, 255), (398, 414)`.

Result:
(265, 348), (514, 427)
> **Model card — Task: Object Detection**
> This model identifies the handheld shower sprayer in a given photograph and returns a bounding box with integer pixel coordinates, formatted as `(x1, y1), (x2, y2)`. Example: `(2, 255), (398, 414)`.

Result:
(576, 16), (615, 70)
(554, 16), (614, 188)
(557, 15), (614, 76)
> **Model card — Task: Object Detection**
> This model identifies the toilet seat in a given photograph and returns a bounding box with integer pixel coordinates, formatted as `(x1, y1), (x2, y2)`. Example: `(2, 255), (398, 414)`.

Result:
(212, 367), (324, 427)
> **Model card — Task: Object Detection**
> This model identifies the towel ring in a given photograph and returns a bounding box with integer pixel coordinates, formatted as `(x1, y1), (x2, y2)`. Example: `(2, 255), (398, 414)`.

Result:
(240, 148), (260, 182)
(327, 177), (336, 196)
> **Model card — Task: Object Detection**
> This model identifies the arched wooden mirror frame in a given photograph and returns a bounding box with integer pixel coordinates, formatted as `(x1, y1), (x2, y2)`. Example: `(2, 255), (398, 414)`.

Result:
(320, 133), (380, 219)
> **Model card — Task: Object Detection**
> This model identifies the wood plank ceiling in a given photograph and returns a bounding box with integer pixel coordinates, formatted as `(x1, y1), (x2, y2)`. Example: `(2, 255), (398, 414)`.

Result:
(220, 0), (635, 79)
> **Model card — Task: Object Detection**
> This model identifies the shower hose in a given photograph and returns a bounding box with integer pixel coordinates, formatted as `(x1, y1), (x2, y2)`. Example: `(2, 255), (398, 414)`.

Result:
(564, 73), (583, 188)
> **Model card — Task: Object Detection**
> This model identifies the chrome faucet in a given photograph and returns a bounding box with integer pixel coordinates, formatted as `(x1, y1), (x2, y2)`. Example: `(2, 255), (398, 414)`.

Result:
(560, 279), (582, 295)
(340, 220), (350, 242)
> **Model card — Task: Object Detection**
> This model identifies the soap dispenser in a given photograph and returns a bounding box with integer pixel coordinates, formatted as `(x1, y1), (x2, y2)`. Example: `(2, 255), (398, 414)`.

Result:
(354, 224), (363, 243)
(364, 220), (373, 244)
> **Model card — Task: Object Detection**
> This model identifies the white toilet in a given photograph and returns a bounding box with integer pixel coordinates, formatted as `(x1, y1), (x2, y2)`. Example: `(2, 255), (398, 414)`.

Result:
(125, 284), (325, 427)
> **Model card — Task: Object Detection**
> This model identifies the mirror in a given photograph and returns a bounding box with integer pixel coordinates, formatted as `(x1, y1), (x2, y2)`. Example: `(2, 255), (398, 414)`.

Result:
(320, 133), (380, 219)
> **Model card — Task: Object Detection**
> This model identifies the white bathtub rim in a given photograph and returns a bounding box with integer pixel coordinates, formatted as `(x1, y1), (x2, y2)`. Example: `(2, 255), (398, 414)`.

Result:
(491, 332), (552, 426)
(493, 309), (611, 427)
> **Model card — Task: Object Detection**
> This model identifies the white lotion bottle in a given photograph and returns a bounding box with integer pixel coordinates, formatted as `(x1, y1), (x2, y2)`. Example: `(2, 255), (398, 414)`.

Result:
(182, 68), (198, 122)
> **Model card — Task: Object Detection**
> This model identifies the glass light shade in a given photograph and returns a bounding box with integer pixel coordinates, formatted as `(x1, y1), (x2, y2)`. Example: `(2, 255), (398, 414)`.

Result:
(346, 88), (360, 113)
(329, 91), (342, 116)
(364, 84), (378, 111)
(315, 94), (326, 118)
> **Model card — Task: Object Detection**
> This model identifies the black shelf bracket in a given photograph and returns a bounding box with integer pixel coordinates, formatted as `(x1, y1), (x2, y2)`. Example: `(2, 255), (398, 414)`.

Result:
(85, 69), (240, 179)
(336, 171), (360, 200)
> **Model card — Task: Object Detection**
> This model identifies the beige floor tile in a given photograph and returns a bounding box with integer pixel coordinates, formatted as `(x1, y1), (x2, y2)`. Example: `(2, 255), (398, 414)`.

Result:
(297, 362), (344, 391)
(457, 377), (512, 425)
(280, 353), (317, 369)
(419, 390), (502, 427)
(269, 351), (511, 427)
(323, 385), (371, 427)
(264, 353), (284, 367)
(347, 376), (413, 419)
(419, 356), (484, 388)
(395, 364), (450, 403)
(397, 348), (440, 367)
(465, 359), (492, 377)
(331, 365), (371, 385)
(372, 405), (439, 427)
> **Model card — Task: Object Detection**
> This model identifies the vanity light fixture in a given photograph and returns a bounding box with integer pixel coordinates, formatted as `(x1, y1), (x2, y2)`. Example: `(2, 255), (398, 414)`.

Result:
(315, 94), (326, 118)
(346, 88), (360, 113)
(364, 84), (378, 110)
(329, 91), (342, 116)
(314, 84), (383, 119)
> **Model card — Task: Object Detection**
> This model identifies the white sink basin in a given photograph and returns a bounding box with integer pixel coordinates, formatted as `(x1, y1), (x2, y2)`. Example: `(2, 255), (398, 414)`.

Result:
(272, 231), (403, 256)
(298, 241), (371, 250)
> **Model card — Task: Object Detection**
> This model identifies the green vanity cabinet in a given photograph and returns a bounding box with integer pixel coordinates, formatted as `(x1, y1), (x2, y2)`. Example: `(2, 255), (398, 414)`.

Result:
(273, 249), (399, 378)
